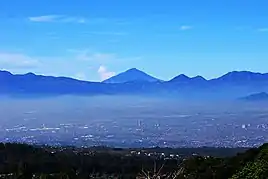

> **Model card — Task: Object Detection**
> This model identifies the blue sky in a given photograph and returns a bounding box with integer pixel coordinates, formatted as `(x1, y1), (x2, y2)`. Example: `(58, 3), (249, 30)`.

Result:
(0, 0), (268, 81)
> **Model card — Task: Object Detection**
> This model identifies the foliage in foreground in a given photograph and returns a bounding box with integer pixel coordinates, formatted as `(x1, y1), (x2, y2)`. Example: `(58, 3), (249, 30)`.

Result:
(0, 143), (268, 178)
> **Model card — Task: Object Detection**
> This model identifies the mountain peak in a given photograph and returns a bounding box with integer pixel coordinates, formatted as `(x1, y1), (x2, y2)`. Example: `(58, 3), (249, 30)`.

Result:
(0, 70), (13, 80)
(127, 68), (139, 71)
(169, 74), (190, 82)
(103, 68), (159, 83)
(224, 71), (256, 77)
(192, 75), (207, 81)
(215, 71), (268, 82)
(0, 70), (12, 75)
(25, 72), (36, 76)
(169, 74), (207, 83)
(125, 68), (145, 74)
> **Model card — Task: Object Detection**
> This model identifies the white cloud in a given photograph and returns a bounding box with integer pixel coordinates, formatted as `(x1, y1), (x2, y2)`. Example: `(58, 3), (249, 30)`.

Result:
(28, 15), (86, 24)
(87, 53), (116, 62)
(74, 72), (88, 81)
(72, 50), (116, 63)
(28, 15), (62, 22)
(258, 28), (268, 32)
(59, 17), (86, 24)
(71, 49), (142, 65)
(97, 65), (115, 81)
(180, 25), (193, 31)
(85, 31), (128, 36)
(0, 52), (40, 69)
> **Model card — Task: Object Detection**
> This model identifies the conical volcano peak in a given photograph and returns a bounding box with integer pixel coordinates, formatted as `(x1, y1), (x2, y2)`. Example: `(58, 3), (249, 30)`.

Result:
(103, 68), (159, 83)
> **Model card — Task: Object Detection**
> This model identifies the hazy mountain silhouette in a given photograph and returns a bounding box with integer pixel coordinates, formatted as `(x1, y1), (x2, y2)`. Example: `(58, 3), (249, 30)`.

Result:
(2, 69), (268, 99)
(239, 92), (268, 101)
(103, 68), (160, 83)
(0, 70), (107, 96)
(169, 74), (207, 84)
(169, 74), (191, 82)
(211, 71), (268, 84)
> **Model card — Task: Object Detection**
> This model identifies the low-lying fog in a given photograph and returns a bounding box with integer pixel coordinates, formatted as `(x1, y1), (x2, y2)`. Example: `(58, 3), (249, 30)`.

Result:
(0, 95), (267, 148)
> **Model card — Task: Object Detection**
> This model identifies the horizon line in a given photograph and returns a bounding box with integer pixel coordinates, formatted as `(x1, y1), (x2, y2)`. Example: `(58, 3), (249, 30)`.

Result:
(0, 69), (267, 83)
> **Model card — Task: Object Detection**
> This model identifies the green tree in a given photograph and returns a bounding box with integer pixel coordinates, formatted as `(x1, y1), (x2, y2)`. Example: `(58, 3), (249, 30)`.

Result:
(230, 159), (268, 179)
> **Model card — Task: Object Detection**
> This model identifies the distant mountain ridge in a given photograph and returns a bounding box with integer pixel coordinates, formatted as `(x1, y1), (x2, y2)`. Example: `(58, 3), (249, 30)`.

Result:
(239, 92), (268, 101)
(169, 74), (207, 83)
(212, 71), (268, 83)
(1, 69), (268, 99)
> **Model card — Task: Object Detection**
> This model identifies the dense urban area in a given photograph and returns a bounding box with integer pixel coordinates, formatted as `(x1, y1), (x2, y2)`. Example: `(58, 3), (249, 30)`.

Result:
(1, 98), (268, 178)
(1, 100), (268, 148)
(1, 120), (267, 148)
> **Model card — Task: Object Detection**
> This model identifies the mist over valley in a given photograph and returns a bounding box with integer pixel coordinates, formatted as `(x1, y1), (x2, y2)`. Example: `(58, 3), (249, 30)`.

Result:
(0, 95), (267, 148)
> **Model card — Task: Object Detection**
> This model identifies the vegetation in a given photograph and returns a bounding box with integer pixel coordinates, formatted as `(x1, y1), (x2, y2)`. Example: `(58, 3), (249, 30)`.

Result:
(0, 143), (267, 178)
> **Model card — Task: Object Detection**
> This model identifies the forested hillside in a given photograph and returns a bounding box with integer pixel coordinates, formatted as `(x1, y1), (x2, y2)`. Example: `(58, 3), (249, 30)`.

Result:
(0, 143), (267, 178)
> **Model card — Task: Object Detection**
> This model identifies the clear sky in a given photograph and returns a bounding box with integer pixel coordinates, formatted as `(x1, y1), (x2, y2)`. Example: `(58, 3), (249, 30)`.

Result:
(0, 0), (268, 81)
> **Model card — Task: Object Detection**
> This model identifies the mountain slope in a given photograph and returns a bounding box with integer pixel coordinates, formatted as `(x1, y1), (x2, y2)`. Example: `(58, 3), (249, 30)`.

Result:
(103, 68), (160, 83)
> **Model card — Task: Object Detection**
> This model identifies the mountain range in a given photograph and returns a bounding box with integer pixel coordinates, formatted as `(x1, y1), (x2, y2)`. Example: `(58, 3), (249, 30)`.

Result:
(1, 68), (268, 100)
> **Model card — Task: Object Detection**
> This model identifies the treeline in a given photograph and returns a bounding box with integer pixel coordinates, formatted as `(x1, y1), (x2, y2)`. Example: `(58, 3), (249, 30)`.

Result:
(0, 143), (267, 178)
(0, 143), (179, 178)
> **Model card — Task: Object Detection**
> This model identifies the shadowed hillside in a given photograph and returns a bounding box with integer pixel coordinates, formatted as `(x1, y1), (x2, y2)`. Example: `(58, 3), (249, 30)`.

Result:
(0, 143), (267, 178)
